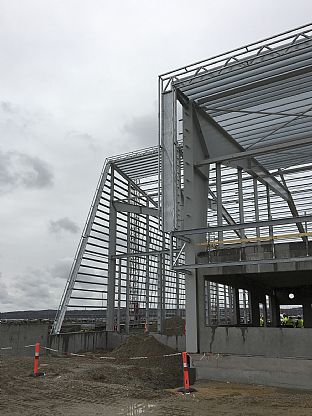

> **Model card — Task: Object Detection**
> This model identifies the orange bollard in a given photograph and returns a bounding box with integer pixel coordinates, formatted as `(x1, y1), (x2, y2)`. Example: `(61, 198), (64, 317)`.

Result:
(178, 352), (196, 394)
(33, 342), (40, 376)
(182, 351), (190, 391)
(32, 343), (45, 377)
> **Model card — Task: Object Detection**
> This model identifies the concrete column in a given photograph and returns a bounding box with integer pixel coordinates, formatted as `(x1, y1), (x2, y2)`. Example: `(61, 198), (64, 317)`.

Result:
(233, 288), (240, 325)
(270, 292), (280, 327)
(303, 302), (312, 328)
(250, 292), (260, 327)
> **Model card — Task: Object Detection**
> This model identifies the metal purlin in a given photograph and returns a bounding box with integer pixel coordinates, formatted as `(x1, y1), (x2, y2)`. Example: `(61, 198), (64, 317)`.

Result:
(52, 149), (185, 334)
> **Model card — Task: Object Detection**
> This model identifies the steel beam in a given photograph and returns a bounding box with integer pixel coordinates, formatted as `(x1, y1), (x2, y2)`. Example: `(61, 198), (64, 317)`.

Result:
(196, 64), (312, 105)
(113, 201), (159, 217)
(278, 169), (308, 244)
(173, 254), (312, 270)
(192, 105), (290, 201)
(173, 214), (312, 236)
(196, 136), (312, 167)
(216, 163), (223, 243)
(208, 189), (246, 239)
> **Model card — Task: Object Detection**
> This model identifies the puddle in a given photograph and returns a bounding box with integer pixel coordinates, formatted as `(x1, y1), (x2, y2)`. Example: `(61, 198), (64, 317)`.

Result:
(117, 402), (156, 415)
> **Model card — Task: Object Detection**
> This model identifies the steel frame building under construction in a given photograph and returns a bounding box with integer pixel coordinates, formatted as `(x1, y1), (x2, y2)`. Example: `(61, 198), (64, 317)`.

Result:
(53, 23), (312, 371)
(52, 146), (185, 334)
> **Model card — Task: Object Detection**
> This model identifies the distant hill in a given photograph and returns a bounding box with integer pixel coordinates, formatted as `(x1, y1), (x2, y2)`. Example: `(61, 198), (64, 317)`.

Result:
(0, 309), (107, 320)
(0, 309), (57, 320)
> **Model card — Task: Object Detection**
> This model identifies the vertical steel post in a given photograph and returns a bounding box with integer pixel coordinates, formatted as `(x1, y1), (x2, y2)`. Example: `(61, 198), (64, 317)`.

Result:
(253, 178), (260, 240)
(242, 290), (248, 324)
(266, 184), (275, 258)
(216, 163), (223, 244)
(117, 258), (122, 332)
(234, 288), (240, 325)
(238, 167), (244, 261)
(206, 281), (211, 326)
(107, 165), (117, 331)
(125, 182), (131, 334)
(145, 206), (150, 331)
(237, 168), (244, 224)
(157, 253), (163, 333)
(176, 271), (180, 317)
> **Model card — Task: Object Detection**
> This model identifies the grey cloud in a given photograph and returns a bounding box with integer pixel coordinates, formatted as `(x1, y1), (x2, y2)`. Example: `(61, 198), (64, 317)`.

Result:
(0, 273), (14, 306)
(0, 150), (54, 193)
(49, 217), (80, 234)
(0, 261), (69, 311)
(50, 258), (72, 280)
(123, 113), (157, 147)
(1, 101), (16, 114)
(65, 131), (100, 151)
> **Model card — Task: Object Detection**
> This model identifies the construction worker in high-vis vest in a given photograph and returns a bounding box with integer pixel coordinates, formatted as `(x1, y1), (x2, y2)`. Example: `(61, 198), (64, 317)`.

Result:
(282, 314), (288, 326)
(296, 316), (304, 328)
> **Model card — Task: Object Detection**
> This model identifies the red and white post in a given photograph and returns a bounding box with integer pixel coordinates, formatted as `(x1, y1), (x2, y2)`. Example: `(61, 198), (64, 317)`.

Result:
(182, 352), (190, 391)
(178, 352), (196, 394)
(32, 342), (45, 377)
(33, 342), (40, 376)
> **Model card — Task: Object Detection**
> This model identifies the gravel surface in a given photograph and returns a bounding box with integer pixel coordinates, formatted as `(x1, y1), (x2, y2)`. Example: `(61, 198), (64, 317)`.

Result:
(1, 336), (312, 415)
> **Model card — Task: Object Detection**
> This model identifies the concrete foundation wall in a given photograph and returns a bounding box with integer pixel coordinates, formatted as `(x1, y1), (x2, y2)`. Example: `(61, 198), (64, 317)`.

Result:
(192, 354), (312, 390)
(200, 327), (312, 359)
(0, 322), (185, 356)
(0, 322), (50, 356)
(48, 331), (107, 354)
(193, 327), (312, 389)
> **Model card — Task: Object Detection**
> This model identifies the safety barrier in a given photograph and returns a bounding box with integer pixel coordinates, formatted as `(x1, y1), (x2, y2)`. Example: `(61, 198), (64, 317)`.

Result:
(1, 342), (198, 392)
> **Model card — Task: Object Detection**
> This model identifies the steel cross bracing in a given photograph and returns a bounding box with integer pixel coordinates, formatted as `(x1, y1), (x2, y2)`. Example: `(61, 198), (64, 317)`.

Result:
(52, 147), (185, 334)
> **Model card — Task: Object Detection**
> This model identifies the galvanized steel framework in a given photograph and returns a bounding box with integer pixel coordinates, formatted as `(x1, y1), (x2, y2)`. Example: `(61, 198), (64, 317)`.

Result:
(159, 23), (312, 351)
(53, 23), (312, 338)
(52, 147), (185, 334)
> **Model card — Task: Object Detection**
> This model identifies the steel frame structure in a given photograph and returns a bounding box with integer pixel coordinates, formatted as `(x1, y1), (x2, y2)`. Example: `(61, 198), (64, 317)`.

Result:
(160, 22), (312, 234)
(52, 147), (185, 334)
(53, 23), (312, 343)
(159, 23), (312, 351)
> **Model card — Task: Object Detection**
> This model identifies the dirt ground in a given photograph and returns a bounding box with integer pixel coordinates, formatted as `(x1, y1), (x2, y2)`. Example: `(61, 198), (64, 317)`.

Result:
(1, 336), (312, 415)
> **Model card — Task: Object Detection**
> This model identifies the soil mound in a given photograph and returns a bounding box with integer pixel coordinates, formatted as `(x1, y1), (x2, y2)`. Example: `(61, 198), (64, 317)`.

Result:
(94, 334), (193, 391)
(111, 334), (176, 359)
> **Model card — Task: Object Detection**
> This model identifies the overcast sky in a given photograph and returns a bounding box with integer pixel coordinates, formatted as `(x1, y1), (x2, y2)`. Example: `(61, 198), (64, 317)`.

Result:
(1, 0), (311, 312)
